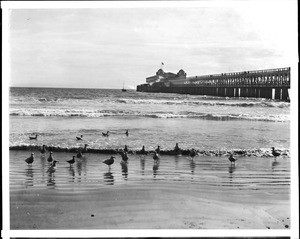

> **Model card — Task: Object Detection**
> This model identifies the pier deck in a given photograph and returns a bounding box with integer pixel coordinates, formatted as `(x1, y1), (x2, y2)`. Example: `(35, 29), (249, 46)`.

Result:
(137, 67), (290, 101)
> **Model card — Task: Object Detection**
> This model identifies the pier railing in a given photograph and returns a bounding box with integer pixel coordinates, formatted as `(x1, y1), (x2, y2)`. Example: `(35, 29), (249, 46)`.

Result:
(137, 67), (291, 101)
(172, 67), (290, 88)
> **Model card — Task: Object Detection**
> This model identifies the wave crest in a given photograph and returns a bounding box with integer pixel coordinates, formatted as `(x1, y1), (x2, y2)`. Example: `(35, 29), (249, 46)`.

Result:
(9, 144), (290, 157)
(9, 109), (289, 122)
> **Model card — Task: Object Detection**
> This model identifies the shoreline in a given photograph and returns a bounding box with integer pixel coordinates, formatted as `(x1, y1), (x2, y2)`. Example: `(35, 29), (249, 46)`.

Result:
(9, 146), (289, 157)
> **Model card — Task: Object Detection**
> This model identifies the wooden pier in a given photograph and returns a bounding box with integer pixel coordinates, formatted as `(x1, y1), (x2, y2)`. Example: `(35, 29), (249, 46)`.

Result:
(137, 67), (290, 101)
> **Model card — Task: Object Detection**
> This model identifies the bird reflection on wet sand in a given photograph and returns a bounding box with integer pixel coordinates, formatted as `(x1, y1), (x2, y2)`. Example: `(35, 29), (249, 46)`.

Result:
(25, 166), (34, 187)
(47, 172), (56, 188)
(174, 155), (180, 169)
(68, 166), (75, 183)
(103, 171), (114, 185)
(153, 160), (160, 178)
(272, 160), (280, 171)
(228, 164), (236, 183)
(120, 160), (128, 180)
(140, 156), (145, 175)
(189, 159), (196, 174)
(76, 160), (82, 182)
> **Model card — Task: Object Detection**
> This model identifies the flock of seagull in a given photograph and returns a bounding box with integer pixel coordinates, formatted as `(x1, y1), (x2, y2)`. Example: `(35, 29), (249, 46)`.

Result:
(25, 131), (282, 173)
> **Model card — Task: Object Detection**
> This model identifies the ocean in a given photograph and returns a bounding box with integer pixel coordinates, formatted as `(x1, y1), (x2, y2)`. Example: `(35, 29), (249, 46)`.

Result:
(9, 87), (291, 229)
(9, 87), (290, 154)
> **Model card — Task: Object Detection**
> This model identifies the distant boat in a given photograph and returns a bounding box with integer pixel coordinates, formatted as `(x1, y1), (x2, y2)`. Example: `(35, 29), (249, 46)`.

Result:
(122, 82), (127, 92)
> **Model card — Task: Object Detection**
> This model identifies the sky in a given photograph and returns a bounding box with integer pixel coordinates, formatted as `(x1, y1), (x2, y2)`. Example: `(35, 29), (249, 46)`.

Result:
(6, 1), (298, 89)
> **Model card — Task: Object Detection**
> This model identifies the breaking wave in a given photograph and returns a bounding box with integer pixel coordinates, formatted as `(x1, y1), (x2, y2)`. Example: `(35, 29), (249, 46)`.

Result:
(114, 98), (290, 108)
(9, 144), (290, 158)
(9, 109), (289, 122)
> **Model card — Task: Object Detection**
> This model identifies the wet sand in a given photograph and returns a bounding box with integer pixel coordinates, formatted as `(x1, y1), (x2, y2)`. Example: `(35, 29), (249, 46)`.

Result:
(10, 184), (290, 229)
(10, 150), (290, 229)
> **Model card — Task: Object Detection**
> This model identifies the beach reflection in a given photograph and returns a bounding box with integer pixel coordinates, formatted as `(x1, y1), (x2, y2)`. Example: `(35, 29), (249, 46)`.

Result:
(229, 165), (236, 174)
(76, 160), (82, 182)
(228, 165), (236, 184)
(153, 160), (160, 178)
(103, 171), (114, 185)
(174, 155), (180, 170)
(40, 155), (46, 178)
(272, 160), (280, 171)
(140, 156), (145, 175)
(120, 161), (128, 180)
(47, 172), (56, 189)
(25, 166), (34, 187)
(189, 159), (196, 174)
(68, 166), (75, 183)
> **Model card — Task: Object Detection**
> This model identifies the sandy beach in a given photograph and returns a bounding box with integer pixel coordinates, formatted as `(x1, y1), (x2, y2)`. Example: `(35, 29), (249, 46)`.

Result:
(10, 183), (290, 229)
(10, 151), (290, 230)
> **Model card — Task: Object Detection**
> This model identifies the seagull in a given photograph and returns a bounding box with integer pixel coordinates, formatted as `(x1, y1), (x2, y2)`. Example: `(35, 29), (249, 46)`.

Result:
(76, 151), (83, 158)
(121, 151), (129, 162)
(174, 143), (180, 152)
(102, 131), (109, 137)
(47, 160), (58, 173)
(228, 154), (237, 165)
(25, 153), (34, 165)
(271, 147), (280, 158)
(102, 156), (115, 169)
(139, 145), (147, 155)
(153, 152), (159, 161)
(82, 144), (88, 153)
(174, 143), (181, 154)
(189, 148), (196, 158)
(66, 156), (75, 165)
(76, 135), (83, 140)
(40, 145), (47, 154)
(155, 145), (160, 154)
(125, 130), (129, 136)
(47, 152), (54, 163)
(29, 134), (38, 140)
(77, 144), (88, 158)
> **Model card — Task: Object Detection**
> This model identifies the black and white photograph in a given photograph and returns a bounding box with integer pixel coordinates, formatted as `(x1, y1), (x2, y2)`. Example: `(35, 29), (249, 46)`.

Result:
(1, 0), (298, 237)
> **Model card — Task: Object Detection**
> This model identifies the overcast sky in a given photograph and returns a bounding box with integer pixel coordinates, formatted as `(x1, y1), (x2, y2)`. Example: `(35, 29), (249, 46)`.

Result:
(7, 1), (297, 89)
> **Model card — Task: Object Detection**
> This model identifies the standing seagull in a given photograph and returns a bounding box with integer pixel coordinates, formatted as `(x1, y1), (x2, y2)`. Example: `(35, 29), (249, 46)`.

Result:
(189, 148), (196, 159)
(153, 152), (159, 161)
(82, 144), (88, 153)
(47, 152), (54, 163)
(271, 147), (280, 159)
(125, 130), (129, 136)
(155, 145), (160, 154)
(66, 156), (76, 166)
(76, 151), (83, 158)
(25, 153), (34, 165)
(47, 160), (58, 173)
(102, 156), (115, 169)
(40, 145), (47, 154)
(121, 151), (129, 162)
(228, 154), (237, 165)
(76, 135), (83, 140)
(141, 145), (146, 154)
(77, 144), (88, 158)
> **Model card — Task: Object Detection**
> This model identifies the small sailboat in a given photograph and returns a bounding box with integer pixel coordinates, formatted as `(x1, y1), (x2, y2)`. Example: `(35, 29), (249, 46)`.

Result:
(122, 82), (127, 92)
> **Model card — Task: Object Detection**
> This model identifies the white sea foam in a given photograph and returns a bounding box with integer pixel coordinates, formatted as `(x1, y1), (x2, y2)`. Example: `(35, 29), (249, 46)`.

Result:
(9, 108), (290, 122)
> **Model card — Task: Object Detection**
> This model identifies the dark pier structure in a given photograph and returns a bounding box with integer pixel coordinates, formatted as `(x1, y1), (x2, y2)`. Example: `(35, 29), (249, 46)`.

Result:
(137, 67), (290, 101)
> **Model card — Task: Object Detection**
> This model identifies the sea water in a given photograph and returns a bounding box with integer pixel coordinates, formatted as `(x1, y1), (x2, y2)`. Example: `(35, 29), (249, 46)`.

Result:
(9, 87), (290, 154)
